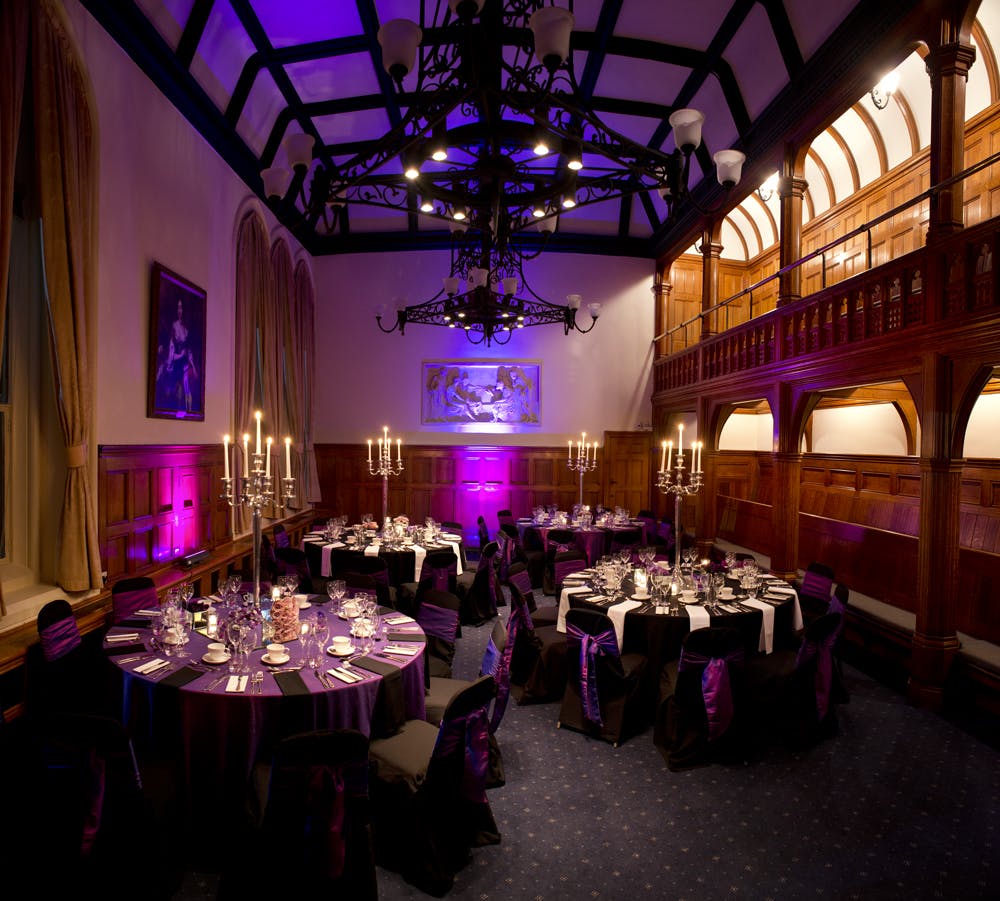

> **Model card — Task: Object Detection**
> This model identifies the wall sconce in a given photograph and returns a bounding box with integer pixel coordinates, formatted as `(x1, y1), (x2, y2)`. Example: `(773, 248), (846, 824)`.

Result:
(870, 70), (899, 110)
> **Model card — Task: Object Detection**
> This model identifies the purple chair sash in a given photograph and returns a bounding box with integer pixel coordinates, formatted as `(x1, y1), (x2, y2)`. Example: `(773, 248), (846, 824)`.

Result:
(678, 647), (744, 741)
(40, 616), (82, 662)
(496, 532), (515, 581)
(274, 530), (290, 548)
(426, 559), (457, 592)
(112, 586), (157, 623)
(433, 706), (491, 803)
(554, 557), (585, 588)
(796, 630), (838, 720)
(566, 624), (619, 727)
(418, 602), (459, 644)
(801, 569), (833, 600)
(481, 635), (510, 734)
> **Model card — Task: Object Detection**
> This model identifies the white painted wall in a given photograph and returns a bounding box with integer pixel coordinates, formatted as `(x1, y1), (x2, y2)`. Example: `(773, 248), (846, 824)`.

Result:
(810, 404), (909, 455)
(718, 412), (773, 451)
(312, 251), (655, 445)
(65, 0), (301, 447)
(965, 393), (1000, 458)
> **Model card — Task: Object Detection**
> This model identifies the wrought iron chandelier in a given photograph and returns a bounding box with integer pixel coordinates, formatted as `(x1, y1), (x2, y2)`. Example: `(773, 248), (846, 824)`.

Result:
(260, 0), (746, 346)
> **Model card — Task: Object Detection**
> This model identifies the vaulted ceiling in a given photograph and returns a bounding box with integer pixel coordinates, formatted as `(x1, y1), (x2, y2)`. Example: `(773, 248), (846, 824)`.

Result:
(82, 1), (958, 263)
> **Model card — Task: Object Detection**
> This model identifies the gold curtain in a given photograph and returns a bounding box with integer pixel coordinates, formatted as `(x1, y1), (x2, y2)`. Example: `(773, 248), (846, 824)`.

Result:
(294, 260), (320, 504)
(234, 211), (270, 535)
(264, 240), (290, 509)
(33, 0), (102, 590)
(279, 250), (303, 508)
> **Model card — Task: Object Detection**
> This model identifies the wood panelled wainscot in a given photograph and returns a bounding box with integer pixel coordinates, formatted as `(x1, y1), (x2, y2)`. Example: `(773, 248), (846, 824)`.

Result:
(99, 444), (231, 581)
(314, 436), (652, 544)
(714, 451), (1000, 644)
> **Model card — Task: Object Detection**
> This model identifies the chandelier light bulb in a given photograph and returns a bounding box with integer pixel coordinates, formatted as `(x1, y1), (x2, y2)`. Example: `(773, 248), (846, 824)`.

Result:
(420, 196), (435, 213)
(562, 194), (577, 209)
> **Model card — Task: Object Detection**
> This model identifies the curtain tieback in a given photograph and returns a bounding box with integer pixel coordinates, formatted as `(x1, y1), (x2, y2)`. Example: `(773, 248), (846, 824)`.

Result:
(66, 443), (87, 468)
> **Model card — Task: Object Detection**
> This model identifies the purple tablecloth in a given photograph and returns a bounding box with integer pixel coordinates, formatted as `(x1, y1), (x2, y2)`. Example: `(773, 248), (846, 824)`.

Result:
(105, 603), (425, 828)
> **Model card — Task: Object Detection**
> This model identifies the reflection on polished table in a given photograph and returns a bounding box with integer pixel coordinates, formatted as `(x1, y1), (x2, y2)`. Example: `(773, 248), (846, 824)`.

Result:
(105, 597), (425, 829)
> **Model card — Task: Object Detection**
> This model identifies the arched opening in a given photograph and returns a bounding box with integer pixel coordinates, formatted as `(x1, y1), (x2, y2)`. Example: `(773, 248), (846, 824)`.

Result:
(801, 381), (918, 455)
(718, 399), (773, 451)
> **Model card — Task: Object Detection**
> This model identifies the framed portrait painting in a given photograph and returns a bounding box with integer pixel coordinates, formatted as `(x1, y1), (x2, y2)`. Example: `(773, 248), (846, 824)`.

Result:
(147, 262), (206, 420)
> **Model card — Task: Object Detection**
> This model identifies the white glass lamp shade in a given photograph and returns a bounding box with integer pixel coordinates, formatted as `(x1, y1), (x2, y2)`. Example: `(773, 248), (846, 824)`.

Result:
(529, 7), (574, 71)
(587, 302), (602, 319)
(566, 294), (582, 310)
(375, 303), (388, 319)
(377, 19), (423, 81)
(261, 166), (291, 199)
(443, 276), (460, 295)
(713, 149), (746, 188)
(469, 267), (489, 289)
(536, 217), (555, 235)
(502, 277), (518, 296)
(284, 133), (314, 170)
(668, 108), (704, 154)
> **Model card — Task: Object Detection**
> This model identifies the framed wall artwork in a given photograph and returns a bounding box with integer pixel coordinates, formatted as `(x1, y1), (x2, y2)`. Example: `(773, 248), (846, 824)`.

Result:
(147, 262), (206, 420)
(421, 360), (541, 432)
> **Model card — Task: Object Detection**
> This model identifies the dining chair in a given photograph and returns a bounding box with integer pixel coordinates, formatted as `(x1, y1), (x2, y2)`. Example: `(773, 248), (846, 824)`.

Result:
(455, 540), (500, 626)
(271, 522), (291, 548)
(340, 555), (397, 608)
(496, 509), (516, 530)
(744, 610), (845, 750)
(507, 575), (568, 704)
(542, 528), (575, 594)
(29, 599), (111, 718)
(26, 712), (178, 899)
(425, 618), (509, 789)
(275, 546), (315, 593)
(608, 527), (643, 562)
(476, 515), (490, 552)
(231, 729), (377, 899)
(506, 561), (556, 627)
(368, 675), (500, 897)
(110, 575), (158, 624)
(553, 549), (588, 599)
(416, 588), (463, 678)
(557, 608), (647, 747)
(796, 561), (835, 625)
(653, 626), (749, 770)
(398, 549), (457, 614)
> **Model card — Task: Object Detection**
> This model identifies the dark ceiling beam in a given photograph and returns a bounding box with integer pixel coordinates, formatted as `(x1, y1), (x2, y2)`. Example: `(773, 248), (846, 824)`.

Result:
(578, 0), (625, 101)
(650, 0), (930, 262)
(617, 193), (633, 240)
(78, 0), (264, 195)
(175, 0), (214, 69)
(760, 0), (805, 76)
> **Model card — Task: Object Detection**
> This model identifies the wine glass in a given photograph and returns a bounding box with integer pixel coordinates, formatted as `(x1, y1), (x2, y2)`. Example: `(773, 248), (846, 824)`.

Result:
(313, 611), (330, 659)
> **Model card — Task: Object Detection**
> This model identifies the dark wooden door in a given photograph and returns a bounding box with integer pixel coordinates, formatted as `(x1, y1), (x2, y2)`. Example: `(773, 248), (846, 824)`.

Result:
(601, 431), (652, 513)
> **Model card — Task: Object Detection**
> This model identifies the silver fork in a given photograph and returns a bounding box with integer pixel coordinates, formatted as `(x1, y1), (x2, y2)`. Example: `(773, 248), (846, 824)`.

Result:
(252, 671), (264, 694)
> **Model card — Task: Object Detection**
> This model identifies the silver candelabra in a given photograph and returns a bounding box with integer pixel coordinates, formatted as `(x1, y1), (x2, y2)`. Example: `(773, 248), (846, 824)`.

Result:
(221, 414), (295, 608)
(656, 427), (703, 575)
(567, 431), (598, 508)
(367, 425), (403, 524)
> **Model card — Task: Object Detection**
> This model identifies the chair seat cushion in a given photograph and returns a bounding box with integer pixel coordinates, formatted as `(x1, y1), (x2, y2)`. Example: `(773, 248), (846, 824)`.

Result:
(428, 655), (453, 679)
(425, 676), (471, 725)
(530, 604), (559, 628)
(369, 718), (440, 792)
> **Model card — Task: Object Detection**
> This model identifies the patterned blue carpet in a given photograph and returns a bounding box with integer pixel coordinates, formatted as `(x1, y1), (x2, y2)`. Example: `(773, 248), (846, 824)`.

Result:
(175, 611), (1000, 900)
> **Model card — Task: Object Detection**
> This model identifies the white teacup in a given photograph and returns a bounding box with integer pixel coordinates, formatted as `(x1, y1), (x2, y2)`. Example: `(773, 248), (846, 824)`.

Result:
(341, 601), (360, 618)
(331, 635), (352, 654)
(204, 641), (229, 663)
(266, 642), (288, 658)
(681, 590), (696, 603)
(719, 588), (735, 598)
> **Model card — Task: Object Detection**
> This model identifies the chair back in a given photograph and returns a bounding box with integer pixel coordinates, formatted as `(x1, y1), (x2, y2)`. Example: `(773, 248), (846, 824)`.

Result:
(676, 627), (745, 742)
(430, 676), (497, 805)
(609, 528), (642, 560)
(342, 572), (384, 608)
(553, 550), (587, 596)
(420, 550), (458, 595)
(260, 729), (375, 897)
(480, 619), (510, 733)
(276, 547), (314, 593)
(800, 562), (834, 601)
(110, 576), (158, 624)
(636, 515), (658, 543)
(441, 521), (464, 540)
(795, 611), (843, 721)
(546, 528), (574, 551)
(272, 523), (291, 548)
(417, 589), (462, 669)
(497, 509), (515, 529)
(564, 608), (623, 727)
(38, 599), (82, 663)
(460, 541), (500, 625)
(476, 516), (490, 550)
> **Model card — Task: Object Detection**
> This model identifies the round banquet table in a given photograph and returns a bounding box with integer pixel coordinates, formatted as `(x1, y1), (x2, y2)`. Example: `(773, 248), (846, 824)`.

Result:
(518, 519), (652, 564)
(105, 598), (425, 830)
(302, 532), (465, 586)
(557, 573), (801, 707)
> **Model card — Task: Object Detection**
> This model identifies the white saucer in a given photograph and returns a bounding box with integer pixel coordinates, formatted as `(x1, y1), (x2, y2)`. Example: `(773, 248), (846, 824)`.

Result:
(202, 652), (230, 665)
(339, 609), (361, 620)
(262, 653), (290, 665)
(297, 600), (312, 609)
(327, 644), (357, 657)
(631, 593), (650, 601)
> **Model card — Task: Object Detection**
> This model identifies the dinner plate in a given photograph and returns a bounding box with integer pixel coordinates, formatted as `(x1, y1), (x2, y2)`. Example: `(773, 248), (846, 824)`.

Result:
(261, 653), (290, 665)
(327, 644), (357, 657)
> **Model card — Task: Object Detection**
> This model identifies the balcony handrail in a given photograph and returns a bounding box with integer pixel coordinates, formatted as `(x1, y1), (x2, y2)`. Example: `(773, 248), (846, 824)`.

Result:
(653, 148), (1000, 344)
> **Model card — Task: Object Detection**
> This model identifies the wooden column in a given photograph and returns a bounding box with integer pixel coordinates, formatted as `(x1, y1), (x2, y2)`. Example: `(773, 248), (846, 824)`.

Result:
(654, 274), (672, 357)
(770, 382), (800, 579)
(699, 221), (723, 340)
(777, 149), (808, 306)
(695, 396), (716, 562)
(925, 40), (976, 243)
(909, 352), (962, 709)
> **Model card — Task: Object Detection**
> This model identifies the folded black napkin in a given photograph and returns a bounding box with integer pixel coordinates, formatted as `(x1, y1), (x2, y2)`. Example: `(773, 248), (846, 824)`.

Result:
(274, 670), (310, 696)
(159, 666), (204, 689)
(387, 631), (426, 643)
(353, 655), (405, 737)
(105, 642), (148, 657)
(117, 617), (151, 629)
